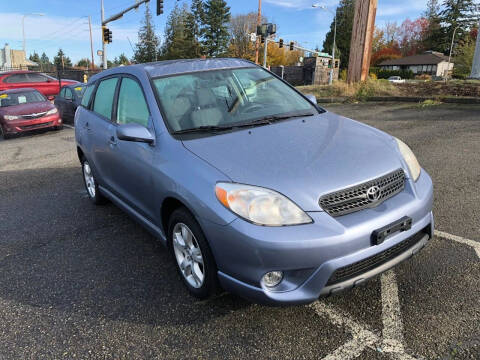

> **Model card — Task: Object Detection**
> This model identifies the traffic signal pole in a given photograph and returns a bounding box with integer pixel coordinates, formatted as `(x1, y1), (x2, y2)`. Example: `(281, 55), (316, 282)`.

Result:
(101, 0), (106, 69)
(101, 0), (154, 69)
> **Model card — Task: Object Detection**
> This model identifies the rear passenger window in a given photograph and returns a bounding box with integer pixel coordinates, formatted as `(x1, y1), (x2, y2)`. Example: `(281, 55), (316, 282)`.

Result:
(93, 78), (118, 119)
(116, 77), (150, 127)
(81, 84), (95, 107)
(4, 74), (30, 83)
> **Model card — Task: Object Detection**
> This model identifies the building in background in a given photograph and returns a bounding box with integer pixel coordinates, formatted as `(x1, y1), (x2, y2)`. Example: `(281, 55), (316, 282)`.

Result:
(379, 51), (454, 78)
(0, 44), (38, 71)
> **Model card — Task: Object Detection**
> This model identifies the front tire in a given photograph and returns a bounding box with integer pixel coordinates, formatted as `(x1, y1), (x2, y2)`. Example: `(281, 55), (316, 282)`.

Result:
(81, 159), (107, 205)
(168, 207), (219, 299)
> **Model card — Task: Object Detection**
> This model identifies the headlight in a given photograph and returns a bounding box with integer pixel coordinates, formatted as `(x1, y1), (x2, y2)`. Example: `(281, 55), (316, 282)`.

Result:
(395, 138), (421, 181)
(4, 115), (19, 121)
(46, 108), (58, 115)
(215, 182), (312, 226)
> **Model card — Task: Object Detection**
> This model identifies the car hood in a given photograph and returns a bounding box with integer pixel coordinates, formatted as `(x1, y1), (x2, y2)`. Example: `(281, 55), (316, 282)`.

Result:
(0, 102), (55, 116)
(182, 112), (405, 212)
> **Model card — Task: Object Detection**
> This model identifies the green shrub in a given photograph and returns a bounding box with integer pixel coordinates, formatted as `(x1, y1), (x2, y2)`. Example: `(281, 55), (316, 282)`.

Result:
(370, 67), (414, 80)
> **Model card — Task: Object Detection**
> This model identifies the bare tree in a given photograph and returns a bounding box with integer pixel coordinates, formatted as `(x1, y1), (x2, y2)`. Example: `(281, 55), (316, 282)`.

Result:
(229, 12), (267, 60)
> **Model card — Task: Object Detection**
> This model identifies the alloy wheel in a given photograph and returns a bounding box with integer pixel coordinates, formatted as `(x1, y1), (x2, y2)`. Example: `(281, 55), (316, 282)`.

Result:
(172, 223), (205, 289)
(83, 161), (96, 198)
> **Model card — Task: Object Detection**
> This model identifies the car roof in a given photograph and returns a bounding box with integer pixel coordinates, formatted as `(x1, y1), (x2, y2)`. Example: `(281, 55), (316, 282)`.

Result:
(89, 58), (257, 83)
(0, 70), (32, 76)
(0, 87), (39, 94)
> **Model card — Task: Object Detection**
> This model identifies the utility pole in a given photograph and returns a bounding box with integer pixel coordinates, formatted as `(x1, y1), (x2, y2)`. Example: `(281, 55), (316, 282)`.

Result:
(446, 26), (460, 83)
(255, 0), (262, 64)
(101, 0), (106, 69)
(88, 16), (95, 70)
(263, 36), (268, 68)
(347, 0), (377, 83)
(470, 20), (480, 79)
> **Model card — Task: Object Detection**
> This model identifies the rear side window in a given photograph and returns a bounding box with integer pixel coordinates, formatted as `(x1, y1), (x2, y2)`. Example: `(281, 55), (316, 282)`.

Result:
(65, 88), (73, 100)
(81, 84), (94, 107)
(116, 77), (150, 127)
(59, 88), (66, 97)
(28, 73), (48, 82)
(93, 78), (118, 119)
(4, 74), (30, 83)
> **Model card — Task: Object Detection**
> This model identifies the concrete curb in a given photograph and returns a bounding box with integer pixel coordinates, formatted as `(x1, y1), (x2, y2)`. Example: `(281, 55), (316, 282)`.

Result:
(317, 96), (480, 104)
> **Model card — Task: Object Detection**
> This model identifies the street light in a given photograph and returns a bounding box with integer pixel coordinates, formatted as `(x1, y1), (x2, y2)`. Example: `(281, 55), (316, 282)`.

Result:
(312, 3), (336, 85)
(446, 25), (461, 82)
(22, 13), (45, 54)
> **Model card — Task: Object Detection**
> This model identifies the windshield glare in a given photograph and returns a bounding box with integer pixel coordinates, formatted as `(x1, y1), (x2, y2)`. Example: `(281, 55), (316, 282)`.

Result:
(0, 91), (46, 107)
(153, 67), (318, 132)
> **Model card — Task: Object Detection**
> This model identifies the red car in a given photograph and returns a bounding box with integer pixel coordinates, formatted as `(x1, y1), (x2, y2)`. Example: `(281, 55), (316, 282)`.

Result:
(0, 88), (63, 139)
(0, 70), (78, 98)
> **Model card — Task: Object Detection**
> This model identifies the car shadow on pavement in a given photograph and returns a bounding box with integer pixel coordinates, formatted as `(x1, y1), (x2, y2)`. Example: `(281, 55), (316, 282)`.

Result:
(0, 166), (253, 327)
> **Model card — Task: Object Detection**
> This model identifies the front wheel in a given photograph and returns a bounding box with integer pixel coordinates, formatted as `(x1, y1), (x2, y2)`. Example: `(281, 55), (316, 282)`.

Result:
(168, 207), (219, 299)
(82, 159), (107, 205)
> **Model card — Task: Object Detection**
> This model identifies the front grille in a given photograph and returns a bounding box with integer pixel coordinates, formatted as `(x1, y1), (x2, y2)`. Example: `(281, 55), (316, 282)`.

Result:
(21, 112), (47, 119)
(20, 121), (53, 130)
(319, 169), (405, 217)
(326, 226), (429, 286)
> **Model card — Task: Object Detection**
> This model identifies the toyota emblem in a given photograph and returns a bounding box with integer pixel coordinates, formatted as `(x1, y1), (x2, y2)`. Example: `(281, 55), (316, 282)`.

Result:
(366, 186), (381, 202)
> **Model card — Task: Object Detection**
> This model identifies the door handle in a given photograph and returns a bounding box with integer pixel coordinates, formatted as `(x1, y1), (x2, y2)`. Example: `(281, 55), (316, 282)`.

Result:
(108, 136), (117, 146)
(84, 121), (90, 130)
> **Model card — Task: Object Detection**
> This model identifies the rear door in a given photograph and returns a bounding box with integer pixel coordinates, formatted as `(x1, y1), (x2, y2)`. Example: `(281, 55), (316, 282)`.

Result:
(104, 75), (156, 220)
(63, 87), (75, 119)
(26, 73), (55, 96)
(54, 87), (67, 117)
(2, 73), (31, 91)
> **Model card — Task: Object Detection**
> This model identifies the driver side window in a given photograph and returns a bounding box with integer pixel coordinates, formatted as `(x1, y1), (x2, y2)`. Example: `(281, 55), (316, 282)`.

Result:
(116, 77), (150, 127)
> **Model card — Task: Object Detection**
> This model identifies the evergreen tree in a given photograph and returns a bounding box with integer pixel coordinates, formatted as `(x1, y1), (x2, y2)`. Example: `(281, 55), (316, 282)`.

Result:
(117, 53), (130, 65)
(133, 4), (160, 63)
(439, 0), (478, 53)
(423, 0), (443, 51)
(161, 4), (201, 59)
(29, 52), (40, 64)
(322, 0), (355, 69)
(40, 52), (50, 65)
(202, 0), (231, 57)
(76, 58), (91, 68)
(53, 49), (72, 69)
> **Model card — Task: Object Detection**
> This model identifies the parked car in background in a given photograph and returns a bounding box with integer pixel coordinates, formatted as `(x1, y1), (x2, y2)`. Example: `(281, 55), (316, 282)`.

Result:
(0, 70), (78, 99)
(388, 76), (406, 83)
(54, 84), (84, 123)
(75, 59), (433, 305)
(0, 88), (62, 139)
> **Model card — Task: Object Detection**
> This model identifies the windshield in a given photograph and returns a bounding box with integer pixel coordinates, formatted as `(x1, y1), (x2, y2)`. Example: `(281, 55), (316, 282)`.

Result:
(74, 85), (84, 98)
(152, 67), (319, 133)
(0, 91), (46, 107)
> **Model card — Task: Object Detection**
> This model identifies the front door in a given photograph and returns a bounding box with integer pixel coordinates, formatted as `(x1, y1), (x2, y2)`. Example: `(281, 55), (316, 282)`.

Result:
(106, 76), (156, 221)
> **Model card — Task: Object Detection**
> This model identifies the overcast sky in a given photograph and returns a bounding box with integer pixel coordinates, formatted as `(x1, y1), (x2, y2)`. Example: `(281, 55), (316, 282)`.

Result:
(0, 0), (428, 64)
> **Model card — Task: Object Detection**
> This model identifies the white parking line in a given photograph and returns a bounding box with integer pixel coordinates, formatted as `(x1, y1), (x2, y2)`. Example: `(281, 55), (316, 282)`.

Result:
(310, 302), (379, 360)
(63, 124), (75, 129)
(435, 230), (480, 258)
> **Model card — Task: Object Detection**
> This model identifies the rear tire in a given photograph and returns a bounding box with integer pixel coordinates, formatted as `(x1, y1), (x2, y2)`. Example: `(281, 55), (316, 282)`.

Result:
(54, 125), (63, 131)
(168, 207), (219, 299)
(81, 158), (107, 205)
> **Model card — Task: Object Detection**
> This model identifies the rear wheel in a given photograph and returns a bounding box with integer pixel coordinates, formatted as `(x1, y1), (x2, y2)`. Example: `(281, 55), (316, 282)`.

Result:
(168, 207), (219, 299)
(81, 159), (107, 205)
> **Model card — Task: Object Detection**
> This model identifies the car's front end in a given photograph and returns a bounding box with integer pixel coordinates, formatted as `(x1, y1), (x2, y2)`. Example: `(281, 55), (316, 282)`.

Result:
(0, 89), (62, 137)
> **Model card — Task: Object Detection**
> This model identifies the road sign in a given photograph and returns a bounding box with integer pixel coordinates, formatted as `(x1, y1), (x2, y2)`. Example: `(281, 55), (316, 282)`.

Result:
(250, 33), (257, 42)
(97, 50), (103, 56)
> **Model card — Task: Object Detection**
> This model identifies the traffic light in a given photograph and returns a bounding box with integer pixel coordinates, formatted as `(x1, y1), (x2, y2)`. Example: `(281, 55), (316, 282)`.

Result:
(102, 26), (112, 44)
(267, 23), (276, 35)
(257, 24), (267, 37)
(279, 39), (284, 48)
(289, 41), (294, 51)
(261, 36), (265, 44)
(157, 0), (164, 15)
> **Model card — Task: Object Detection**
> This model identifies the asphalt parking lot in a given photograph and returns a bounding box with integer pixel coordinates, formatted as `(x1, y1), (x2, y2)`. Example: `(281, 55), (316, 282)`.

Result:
(0, 102), (479, 359)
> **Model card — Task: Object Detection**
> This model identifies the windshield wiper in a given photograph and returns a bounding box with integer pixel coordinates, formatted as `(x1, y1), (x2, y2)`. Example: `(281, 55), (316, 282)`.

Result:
(172, 125), (234, 135)
(240, 112), (315, 126)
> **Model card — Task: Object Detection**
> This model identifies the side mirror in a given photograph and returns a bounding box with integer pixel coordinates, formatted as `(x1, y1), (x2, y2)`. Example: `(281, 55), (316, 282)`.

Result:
(47, 95), (55, 102)
(116, 123), (155, 144)
(304, 94), (317, 105)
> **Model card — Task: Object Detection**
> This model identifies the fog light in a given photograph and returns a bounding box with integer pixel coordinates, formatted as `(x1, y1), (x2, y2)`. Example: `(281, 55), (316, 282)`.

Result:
(262, 271), (283, 288)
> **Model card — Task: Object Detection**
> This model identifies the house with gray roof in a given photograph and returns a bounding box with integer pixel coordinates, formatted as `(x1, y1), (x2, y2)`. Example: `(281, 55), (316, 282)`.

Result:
(379, 51), (454, 77)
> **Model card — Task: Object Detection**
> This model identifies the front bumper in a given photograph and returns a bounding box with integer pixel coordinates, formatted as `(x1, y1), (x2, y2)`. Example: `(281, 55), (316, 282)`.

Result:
(3, 114), (61, 134)
(201, 169), (434, 305)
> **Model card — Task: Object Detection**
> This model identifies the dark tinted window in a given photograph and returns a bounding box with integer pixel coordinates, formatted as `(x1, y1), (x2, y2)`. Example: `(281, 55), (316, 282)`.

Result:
(28, 73), (48, 82)
(116, 77), (149, 127)
(65, 88), (73, 100)
(81, 84), (94, 107)
(93, 78), (118, 119)
(4, 74), (30, 83)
